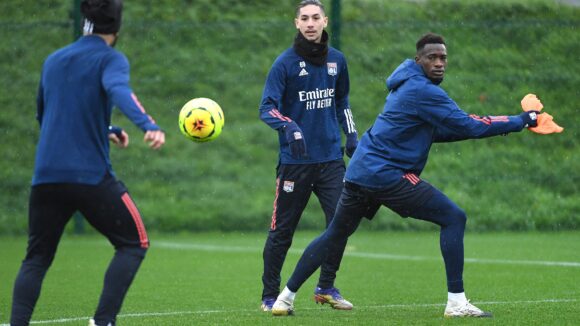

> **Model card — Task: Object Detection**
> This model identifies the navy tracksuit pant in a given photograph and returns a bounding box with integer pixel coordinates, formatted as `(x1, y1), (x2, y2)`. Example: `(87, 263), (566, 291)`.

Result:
(10, 174), (148, 326)
(286, 175), (467, 294)
(261, 160), (346, 300)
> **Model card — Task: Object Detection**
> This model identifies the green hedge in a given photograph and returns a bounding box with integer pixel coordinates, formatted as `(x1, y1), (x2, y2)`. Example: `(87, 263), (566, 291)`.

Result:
(0, 0), (578, 234)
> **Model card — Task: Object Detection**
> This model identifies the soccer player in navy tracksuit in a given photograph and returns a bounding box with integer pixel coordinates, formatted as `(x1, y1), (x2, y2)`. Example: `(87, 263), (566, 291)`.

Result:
(258, 0), (358, 312)
(9, 1), (165, 325)
(271, 33), (540, 317)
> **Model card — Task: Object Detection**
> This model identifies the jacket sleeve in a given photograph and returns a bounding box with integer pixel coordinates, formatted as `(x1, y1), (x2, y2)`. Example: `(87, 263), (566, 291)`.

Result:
(417, 85), (525, 142)
(259, 61), (293, 130)
(102, 52), (160, 132)
(335, 58), (357, 135)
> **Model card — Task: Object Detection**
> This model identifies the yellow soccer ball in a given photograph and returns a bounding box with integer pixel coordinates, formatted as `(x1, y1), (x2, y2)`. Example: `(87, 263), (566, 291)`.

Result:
(178, 98), (224, 142)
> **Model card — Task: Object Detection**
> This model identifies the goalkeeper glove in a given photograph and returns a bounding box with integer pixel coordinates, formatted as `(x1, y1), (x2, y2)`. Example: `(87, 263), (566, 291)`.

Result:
(345, 132), (358, 158)
(283, 121), (307, 159)
(519, 111), (539, 128)
(521, 94), (544, 112)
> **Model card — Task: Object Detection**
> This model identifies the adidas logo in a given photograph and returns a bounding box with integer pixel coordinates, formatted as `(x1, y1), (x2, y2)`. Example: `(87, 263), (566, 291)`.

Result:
(299, 68), (309, 76)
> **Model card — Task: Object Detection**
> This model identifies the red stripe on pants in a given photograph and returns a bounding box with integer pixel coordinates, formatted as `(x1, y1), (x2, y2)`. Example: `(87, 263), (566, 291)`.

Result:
(121, 193), (149, 248)
(270, 178), (280, 230)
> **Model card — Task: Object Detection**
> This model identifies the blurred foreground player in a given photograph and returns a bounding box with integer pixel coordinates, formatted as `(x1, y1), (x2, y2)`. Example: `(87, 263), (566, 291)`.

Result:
(10, 1), (165, 325)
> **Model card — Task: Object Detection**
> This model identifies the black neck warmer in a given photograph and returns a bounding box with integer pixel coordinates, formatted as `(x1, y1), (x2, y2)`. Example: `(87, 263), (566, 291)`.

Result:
(293, 30), (329, 66)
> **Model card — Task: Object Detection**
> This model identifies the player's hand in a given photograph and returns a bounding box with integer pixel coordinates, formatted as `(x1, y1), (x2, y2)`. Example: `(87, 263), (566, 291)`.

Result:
(283, 121), (307, 159)
(108, 126), (129, 148)
(520, 111), (539, 128)
(144, 130), (165, 150)
(345, 132), (358, 158)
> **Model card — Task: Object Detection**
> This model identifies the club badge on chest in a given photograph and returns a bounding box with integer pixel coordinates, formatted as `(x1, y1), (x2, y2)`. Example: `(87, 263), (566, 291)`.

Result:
(327, 62), (337, 76)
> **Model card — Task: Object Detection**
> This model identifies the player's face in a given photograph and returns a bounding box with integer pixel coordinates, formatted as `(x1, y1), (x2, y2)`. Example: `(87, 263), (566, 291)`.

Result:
(295, 5), (328, 43)
(415, 44), (447, 83)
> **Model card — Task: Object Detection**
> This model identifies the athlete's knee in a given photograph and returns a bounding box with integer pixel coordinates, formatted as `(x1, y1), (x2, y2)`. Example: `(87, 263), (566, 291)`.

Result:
(267, 228), (295, 247)
(447, 206), (467, 227)
(22, 254), (54, 270)
(326, 213), (361, 241)
(23, 247), (58, 269)
(117, 246), (147, 259)
(321, 222), (349, 244)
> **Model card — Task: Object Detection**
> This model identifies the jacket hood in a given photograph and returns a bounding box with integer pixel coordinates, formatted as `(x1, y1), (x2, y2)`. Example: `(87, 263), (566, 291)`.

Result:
(386, 59), (426, 91)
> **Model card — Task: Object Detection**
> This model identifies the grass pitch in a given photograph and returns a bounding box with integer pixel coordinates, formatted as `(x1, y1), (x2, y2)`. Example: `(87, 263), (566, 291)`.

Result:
(1, 231), (578, 325)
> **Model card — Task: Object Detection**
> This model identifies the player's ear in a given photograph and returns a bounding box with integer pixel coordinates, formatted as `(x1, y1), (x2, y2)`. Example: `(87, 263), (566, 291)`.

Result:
(323, 16), (328, 28)
(295, 18), (300, 29)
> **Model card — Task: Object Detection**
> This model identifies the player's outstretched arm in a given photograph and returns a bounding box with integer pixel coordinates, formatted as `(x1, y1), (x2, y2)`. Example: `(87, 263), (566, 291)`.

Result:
(103, 53), (162, 132)
(422, 88), (540, 141)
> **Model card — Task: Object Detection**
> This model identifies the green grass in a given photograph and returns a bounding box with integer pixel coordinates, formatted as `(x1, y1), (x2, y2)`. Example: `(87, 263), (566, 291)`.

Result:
(1, 231), (578, 325)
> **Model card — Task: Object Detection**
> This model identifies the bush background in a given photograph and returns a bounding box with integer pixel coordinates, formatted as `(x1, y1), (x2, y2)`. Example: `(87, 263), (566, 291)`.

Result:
(0, 0), (578, 234)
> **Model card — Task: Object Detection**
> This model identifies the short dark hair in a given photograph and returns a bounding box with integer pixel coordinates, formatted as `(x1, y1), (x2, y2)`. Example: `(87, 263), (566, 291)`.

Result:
(296, 0), (326, 17)
(416, 33), (446, 52)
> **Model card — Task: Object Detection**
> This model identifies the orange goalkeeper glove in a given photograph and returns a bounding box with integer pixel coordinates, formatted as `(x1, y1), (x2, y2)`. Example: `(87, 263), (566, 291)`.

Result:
(521, 94), (544, 112)
(529, 112), (564, 134)
(520, 93), (564, 134)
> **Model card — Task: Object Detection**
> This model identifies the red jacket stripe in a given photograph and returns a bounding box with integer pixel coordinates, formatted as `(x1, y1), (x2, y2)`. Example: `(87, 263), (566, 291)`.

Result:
(469, 114), (491, 125)
(131, 92), (156, 124)
(270, 109), (292, 122)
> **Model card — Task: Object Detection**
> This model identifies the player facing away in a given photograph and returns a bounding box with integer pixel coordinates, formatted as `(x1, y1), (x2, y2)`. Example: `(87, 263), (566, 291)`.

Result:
(9, 1), (165, 326)
(271, 33), (540, 317)
(258, 0), (358, 312)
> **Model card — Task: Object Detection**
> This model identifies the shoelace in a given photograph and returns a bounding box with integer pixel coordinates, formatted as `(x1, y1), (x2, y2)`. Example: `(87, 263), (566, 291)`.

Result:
(279, 298), (294, 307)
(324, 288), (344, 300)
(262, 299), (275, 308)
(459, 300), (483, 314)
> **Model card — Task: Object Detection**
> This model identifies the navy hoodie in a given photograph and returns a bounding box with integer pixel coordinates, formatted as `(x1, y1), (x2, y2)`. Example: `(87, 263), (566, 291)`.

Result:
(345, 59), (527, 189)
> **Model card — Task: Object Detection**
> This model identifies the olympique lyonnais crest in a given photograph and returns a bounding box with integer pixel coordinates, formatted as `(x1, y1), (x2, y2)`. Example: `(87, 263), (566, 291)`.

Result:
(327, 62), (337, 76)
(283, 180), (294, 193)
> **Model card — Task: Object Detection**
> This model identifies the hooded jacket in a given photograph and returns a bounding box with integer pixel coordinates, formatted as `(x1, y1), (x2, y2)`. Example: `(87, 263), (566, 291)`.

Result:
(345, 59), (527, 189)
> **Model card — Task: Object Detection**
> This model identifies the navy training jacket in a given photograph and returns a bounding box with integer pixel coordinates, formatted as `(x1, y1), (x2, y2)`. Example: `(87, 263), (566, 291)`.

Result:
(345, 59), (527, 189)
(33, 35), (160, 185)
(259, 46), (356, 164)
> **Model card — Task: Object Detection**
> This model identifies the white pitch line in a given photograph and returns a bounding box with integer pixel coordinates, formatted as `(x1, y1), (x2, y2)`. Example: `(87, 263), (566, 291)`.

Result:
(365, 298), (579, 309)
(154, 241), (580, 268)
(1, 298), (575, 325)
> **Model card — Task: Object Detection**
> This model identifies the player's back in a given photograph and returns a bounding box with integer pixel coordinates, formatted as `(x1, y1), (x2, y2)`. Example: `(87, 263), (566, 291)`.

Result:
(34, 35), (119, 186)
